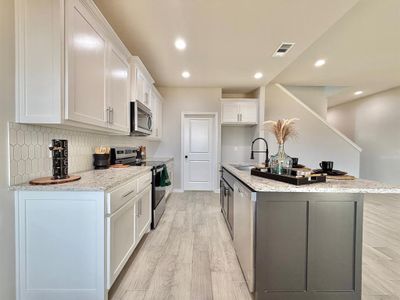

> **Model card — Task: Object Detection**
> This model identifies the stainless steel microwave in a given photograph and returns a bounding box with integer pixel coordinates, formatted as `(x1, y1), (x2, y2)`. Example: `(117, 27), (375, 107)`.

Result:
(130, 101), (153, 136)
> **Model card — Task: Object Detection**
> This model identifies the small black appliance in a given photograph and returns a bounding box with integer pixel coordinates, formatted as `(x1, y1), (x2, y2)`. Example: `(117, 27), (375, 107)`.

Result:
(93, 154), (110, 169)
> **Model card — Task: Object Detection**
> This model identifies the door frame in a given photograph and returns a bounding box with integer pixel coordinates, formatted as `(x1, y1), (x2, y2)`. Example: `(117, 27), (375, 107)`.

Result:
(181, 112), (219, 192)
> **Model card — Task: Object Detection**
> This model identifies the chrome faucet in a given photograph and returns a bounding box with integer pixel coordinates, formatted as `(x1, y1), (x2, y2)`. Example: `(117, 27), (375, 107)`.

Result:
(250, 137), (269, 167)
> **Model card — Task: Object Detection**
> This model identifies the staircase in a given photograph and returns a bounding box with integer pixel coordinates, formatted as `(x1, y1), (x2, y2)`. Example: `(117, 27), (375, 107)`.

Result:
(265, 84), (361, 177)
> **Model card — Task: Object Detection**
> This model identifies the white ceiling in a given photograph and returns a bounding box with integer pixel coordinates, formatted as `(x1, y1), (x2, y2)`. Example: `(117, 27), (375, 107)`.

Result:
(94, 0), (359, 89)
(273, 0), (400, 107)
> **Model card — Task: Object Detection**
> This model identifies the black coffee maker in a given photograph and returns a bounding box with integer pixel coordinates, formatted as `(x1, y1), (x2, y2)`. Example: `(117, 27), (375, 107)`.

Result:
(49, 139), (69, 180)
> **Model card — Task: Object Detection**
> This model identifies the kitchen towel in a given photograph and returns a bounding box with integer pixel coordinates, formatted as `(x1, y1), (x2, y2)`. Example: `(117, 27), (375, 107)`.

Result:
(160, 165), (171, 187)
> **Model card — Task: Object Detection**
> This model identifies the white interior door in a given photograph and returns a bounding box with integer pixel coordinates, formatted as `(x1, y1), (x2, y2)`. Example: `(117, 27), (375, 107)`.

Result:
(183, 116), (215, 191)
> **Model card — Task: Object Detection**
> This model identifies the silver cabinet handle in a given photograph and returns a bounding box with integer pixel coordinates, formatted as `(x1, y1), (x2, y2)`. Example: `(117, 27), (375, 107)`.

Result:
(106, 107), (110, 123)
(140, 199), (142, 215)
(122, 189), (136, 199)
(109, 107), (114, 124)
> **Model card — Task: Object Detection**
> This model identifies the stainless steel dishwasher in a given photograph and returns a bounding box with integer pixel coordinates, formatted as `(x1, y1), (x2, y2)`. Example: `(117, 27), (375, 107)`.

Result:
(233, 180), (256, 293)
(220, 168), (234, 238)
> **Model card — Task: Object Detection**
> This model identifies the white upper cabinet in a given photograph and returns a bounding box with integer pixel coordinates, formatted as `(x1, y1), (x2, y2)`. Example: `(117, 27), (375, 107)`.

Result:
(221, 102), (241, 123)
(15, 0), (132, 134)
(221, 99), (258, 125)
(239, 101), (258, 123)
(150, 87), (163, 140)
(65, 0), (107, 128)
(130, 57), (155, 109)
(106, 45), (130, 132)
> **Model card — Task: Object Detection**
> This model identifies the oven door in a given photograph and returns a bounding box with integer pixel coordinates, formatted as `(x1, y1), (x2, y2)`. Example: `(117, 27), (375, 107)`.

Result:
(131, 101), (153, 135)
(153, 165), (166, 209)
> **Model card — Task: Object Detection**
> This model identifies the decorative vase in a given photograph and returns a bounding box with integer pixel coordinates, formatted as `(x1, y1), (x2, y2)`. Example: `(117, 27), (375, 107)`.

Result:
(270, 143), (293, 175)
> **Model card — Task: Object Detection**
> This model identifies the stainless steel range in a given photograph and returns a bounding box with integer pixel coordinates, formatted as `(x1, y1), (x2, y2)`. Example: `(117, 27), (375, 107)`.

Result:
(110, 147), (166, 228)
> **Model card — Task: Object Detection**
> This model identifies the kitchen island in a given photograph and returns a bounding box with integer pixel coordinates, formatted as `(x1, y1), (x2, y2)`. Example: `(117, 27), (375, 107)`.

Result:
(221, 163), (400, 300)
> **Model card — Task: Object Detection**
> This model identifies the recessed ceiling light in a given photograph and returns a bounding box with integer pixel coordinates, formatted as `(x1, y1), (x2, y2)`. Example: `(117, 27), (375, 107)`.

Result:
(182, 71), (190, 78)
(314, 59), (326, 67)
(354, 90), (363, 95)
(254, 72), (263, 79)
(174, 38), (186, 50)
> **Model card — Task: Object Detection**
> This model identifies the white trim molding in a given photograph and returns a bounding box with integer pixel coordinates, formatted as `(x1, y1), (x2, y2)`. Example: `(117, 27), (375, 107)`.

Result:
(275, 84), (362, 152)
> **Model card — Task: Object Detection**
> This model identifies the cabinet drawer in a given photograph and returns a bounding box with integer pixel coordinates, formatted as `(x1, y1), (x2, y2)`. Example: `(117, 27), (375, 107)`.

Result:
(137, 172), (152, 193)
(107, 179), (138, 214)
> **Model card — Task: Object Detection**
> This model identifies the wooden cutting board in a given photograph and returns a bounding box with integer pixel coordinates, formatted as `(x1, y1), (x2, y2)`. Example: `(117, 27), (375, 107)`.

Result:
(327, 175), (356, 180)
(110, 164), (129, 168)
(29, 175), (81, 185)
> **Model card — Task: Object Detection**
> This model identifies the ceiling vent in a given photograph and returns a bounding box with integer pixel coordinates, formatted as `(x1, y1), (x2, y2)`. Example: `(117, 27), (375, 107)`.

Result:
(272, 42), (295, 57)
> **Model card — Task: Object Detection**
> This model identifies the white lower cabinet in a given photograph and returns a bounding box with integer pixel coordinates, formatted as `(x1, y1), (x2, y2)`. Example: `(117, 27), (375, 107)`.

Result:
(107, 185), (151, 289)
(135, 187), (152, 243)
(15, 171), (152, 300)
(107, 198), (136, 289)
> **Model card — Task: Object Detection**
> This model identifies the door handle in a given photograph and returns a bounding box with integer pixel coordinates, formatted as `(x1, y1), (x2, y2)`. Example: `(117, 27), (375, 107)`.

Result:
(185, 155), (188, 159)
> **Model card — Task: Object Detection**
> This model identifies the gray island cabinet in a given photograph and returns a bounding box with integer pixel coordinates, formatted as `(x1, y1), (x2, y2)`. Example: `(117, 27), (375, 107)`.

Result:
(221, 164), (400, 300)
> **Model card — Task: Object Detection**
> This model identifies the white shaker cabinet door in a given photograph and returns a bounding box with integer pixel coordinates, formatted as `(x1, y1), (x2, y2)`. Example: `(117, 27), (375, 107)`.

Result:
(107, 46), (130, 133)
(239, 101), (258, 124)
(65, 1), (107, 128)
(107, 198), (135, 289)
(221, 102), (240, 123)
(136, 187), (152, 242)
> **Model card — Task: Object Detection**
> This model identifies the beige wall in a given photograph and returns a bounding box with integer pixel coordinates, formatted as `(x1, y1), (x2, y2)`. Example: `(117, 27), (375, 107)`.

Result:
(265, 84), (360, 176)
(284, 85), (328, 119)
(156, 87), (222, 190)
(0, 0), (16, 298)
(328, 86), (400, 184)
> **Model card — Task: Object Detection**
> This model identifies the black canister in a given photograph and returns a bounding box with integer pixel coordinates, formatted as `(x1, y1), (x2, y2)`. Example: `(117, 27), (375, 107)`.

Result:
(93, 154), (110, 169)
(49, 139), (69, 180)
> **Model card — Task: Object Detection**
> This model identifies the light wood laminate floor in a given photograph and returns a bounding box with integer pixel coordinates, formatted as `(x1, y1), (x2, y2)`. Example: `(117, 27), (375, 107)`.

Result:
(109, 192), (400, 300)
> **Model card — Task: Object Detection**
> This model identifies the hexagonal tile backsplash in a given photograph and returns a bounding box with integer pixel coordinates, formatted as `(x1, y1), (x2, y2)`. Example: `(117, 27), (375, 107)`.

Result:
(8, 122), (155, 185)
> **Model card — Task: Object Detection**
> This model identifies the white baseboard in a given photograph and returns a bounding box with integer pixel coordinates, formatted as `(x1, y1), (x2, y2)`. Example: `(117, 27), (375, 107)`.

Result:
(214, 189), (220, 194)
(173, 189), (184, 193)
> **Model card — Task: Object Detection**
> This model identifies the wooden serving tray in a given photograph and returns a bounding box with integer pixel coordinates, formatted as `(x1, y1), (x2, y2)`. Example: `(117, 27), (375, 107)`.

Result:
(327, 175), (355, 180)
(251, 168), (326, 185)
(29, 175), (81, 185)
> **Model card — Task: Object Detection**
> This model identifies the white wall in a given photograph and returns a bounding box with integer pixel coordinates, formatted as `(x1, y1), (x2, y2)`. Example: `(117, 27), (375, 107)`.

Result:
(265, 84), (361, 176)
(221, 126), (256, 163)
(156, 87), (222, 191)
(0, 0), (16, 298)
(284, 85), (328, 119)
(328, 86), (400, 184)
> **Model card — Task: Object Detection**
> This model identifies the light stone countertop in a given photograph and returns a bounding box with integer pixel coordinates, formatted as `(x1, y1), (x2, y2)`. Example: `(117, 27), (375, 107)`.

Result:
(10, 166), (152, 192)
(222, 163), (400, 194)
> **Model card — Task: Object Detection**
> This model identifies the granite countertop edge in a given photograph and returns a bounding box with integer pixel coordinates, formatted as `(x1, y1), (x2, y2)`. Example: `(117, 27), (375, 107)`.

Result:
(222, 163), (400, 194)
(10, 166), (153, 192)
(144, 157), (174, 163)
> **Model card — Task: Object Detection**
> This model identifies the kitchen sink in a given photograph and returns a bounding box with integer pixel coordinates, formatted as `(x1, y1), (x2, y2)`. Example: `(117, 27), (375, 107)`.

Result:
(231, 164), (255, 171)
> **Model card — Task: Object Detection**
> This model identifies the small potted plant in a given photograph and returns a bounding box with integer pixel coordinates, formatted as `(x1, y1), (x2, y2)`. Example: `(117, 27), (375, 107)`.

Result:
(264, 118), (298, 175)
